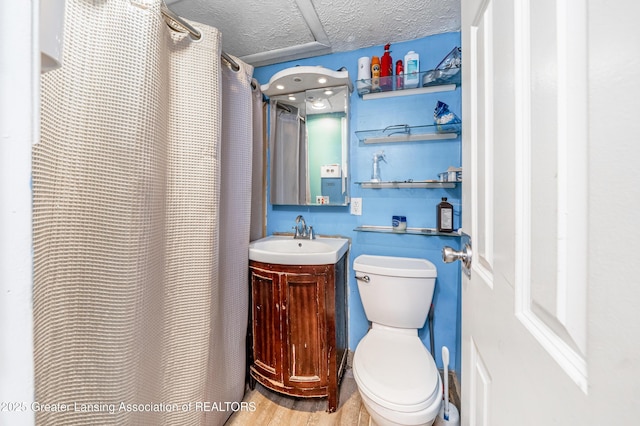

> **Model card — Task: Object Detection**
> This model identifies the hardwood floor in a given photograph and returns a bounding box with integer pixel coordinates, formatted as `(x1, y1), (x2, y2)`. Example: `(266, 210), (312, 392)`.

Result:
(226, 368), (460, 426)
(225, 369), (371, 426)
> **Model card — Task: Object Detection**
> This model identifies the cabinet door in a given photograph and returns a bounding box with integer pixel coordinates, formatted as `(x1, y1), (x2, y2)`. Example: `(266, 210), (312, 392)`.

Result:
(281, 270), (328, 390)
(250, 267), (282, 382)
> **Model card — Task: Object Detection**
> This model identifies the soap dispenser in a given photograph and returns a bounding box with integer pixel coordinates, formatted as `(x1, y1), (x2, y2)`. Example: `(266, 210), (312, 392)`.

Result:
(371, 151), (386, 182)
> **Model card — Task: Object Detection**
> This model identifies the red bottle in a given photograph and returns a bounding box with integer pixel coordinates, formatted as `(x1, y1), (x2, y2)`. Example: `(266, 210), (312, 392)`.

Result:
(380, 43), (393, 90)
(395, 60), (404, 90)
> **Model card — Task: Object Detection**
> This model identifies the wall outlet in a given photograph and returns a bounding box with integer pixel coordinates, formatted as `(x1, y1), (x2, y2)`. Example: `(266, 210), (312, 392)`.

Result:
(350, 197), (362, 216)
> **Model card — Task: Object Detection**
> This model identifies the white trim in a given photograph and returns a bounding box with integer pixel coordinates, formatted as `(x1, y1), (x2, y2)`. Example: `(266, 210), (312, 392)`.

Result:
(482, 0), (494, 272)
(241, 0), (332, 67)
(513, 0), (532, 328)
(0, 1), (37, 425)
(555, 0), (588, 356)
(469, 337), (492, 426)
(515, 309), (588, 393)
(294, 0), (330, 46)
(555, 0), (570, 327)
(470, 3), (494, 288)
(240, 41), (331, 68)
(513, 0), (588, 393)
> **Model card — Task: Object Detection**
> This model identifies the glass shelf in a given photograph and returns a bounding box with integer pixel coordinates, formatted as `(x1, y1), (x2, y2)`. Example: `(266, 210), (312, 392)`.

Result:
(356, 69), (459, 100)
(354, 225), (461, 237)
(355, 180), (459, 189)
(355, 123), (461, 144)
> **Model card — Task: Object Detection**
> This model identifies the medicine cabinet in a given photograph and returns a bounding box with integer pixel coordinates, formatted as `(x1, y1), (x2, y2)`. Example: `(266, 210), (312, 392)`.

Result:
(262, 67), (352, 206)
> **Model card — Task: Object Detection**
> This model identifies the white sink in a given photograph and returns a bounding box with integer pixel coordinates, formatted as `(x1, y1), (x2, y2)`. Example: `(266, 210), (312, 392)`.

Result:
(249, 235), (350, 265)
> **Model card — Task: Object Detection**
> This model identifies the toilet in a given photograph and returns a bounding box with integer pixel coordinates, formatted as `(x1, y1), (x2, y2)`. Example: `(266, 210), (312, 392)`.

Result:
(353, 254), (442, 426)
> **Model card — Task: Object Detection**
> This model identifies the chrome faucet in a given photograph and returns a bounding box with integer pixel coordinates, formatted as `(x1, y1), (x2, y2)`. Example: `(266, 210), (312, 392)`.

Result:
(293, 215), (315, 239)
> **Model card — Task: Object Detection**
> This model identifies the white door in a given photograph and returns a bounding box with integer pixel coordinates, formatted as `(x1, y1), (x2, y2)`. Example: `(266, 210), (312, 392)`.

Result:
(460, 0), (640, 425)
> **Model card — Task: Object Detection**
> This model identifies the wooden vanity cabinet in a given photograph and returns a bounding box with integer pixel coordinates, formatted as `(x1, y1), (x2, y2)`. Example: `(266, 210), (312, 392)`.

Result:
(249, 254), (348, 413)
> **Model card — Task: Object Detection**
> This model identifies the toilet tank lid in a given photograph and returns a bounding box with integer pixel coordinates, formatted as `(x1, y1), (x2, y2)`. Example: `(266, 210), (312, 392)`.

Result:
(354, 255), (437, 278)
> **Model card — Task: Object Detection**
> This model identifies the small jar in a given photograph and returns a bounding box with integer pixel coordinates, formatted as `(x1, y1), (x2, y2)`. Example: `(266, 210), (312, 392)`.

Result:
(392, 215), (407, 231)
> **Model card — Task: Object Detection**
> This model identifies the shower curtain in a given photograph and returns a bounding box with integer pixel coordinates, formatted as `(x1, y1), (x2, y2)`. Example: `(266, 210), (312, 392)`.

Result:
(270, 103), (307, 204)
(250, 82), (266, 241)
(32, 1), (255, 424)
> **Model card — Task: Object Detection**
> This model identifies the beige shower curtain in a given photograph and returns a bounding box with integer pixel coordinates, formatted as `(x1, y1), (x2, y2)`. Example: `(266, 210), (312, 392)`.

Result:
(33, 1), (254, 424)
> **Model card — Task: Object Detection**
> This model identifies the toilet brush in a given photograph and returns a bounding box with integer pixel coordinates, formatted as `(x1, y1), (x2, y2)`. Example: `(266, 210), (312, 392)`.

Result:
(434, 346), (460, 426)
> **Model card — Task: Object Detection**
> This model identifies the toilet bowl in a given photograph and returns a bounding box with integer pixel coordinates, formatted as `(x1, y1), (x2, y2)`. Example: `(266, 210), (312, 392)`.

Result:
(353, 255), (442, 426)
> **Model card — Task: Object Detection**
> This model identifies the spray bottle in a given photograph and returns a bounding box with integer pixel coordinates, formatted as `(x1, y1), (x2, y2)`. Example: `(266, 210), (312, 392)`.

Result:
(371, 151), (387, 182)
(371, 56), (381, 91)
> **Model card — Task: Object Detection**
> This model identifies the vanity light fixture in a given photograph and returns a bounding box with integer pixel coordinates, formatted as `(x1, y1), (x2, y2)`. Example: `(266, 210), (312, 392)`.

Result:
(311, 100), (327, 110)
(261, 66), (353, 96)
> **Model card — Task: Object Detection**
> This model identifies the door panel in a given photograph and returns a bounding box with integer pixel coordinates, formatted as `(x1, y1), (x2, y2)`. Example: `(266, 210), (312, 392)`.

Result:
(460, 0), (626, 424)
(468, 0), (495, 288)
(469, 338), (491, 426)
(512, 0), (588, 388)
(250, 268), (281, 381)
(282, 272), (327, 388)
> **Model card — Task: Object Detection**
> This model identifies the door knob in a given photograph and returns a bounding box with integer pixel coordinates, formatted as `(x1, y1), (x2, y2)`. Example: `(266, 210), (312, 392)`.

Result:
(442, 243), (472, 270)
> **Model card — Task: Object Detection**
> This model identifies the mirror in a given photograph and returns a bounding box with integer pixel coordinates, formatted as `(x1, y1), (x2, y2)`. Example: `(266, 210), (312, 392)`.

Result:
(262, 67), (351, 206)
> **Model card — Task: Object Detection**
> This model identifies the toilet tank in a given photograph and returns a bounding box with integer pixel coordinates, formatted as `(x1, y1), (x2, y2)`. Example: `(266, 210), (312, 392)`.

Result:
(353, 255), (437, 329)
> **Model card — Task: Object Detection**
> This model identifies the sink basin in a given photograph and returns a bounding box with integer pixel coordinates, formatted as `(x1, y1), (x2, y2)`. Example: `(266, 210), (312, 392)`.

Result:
(249, 235), (350, 265)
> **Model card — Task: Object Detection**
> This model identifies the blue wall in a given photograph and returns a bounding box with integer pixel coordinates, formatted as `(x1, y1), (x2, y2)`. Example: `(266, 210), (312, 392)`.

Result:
(253, 32), (462, 373)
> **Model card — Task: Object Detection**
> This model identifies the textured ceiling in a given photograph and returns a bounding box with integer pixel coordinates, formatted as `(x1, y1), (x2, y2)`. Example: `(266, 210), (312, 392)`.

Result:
(166, 0), (461, 67)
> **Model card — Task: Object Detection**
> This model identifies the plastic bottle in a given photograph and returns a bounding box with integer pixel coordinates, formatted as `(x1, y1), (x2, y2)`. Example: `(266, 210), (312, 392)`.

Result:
(371, 56), (381, 91)
(380, 43), (393, 90)
(357, 56), (372, 94)
(437, 197), (454, 232)
(395, 59), (404, 90)
(404, 50), (420, 89)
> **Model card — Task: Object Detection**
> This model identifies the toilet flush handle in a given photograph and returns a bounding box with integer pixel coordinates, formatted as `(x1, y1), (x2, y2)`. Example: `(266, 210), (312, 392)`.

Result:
(355, 275), (370, 283)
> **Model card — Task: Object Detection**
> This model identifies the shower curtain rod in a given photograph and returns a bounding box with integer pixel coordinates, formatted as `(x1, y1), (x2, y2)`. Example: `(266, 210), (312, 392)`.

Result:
(161, 7), (241, 72)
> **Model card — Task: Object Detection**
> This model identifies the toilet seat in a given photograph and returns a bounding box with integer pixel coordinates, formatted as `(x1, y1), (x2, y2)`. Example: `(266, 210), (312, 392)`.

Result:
(353, 328), (441, 413)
